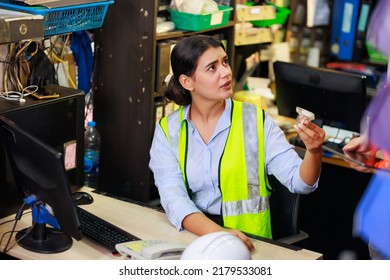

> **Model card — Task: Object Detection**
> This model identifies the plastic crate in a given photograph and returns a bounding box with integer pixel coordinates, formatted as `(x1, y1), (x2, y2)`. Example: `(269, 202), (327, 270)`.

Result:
(251, 6), (290, 27)
(366, 43), (388, 64)
(168, 6), (233, 32)
(0, 0), (114, 36)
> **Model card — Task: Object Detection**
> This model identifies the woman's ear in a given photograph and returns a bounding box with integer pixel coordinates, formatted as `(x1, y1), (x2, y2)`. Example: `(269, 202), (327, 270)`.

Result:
(179, 74), (194, 91)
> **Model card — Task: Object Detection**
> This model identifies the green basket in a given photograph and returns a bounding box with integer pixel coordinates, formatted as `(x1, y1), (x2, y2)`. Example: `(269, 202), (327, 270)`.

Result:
(168, 6), (233, 31)
(366, 43), (388, 64)
(251, 6), (290, 27)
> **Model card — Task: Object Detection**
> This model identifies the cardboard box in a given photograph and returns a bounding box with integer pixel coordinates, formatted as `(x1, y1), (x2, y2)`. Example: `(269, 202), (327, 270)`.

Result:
(235, 27), (272, 46)
(236, 4), (275, 22)
(0, 9), (43, 43)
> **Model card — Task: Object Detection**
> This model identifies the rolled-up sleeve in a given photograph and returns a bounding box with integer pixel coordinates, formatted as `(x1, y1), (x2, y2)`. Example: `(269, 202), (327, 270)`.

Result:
(264, 114), (319, 194)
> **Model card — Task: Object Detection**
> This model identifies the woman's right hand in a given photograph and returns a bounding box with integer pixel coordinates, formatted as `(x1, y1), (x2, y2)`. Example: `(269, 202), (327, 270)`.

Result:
(182, 212), (255, 252)
(224, 228), (255, 252)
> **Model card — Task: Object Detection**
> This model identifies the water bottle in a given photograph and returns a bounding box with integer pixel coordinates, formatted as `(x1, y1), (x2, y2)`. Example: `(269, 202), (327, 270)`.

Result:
(84, 121), (101, 188)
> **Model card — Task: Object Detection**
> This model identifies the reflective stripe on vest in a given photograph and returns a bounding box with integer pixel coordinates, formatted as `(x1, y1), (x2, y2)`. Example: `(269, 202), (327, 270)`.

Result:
(159, 100), (272, 238)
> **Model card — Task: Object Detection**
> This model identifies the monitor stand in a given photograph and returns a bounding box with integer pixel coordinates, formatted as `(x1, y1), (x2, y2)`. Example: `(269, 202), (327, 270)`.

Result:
(16, 223), (73, 254)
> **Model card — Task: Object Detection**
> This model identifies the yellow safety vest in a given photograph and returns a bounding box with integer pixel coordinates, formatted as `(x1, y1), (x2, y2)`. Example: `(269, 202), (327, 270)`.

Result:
(160, 99), (272, 238)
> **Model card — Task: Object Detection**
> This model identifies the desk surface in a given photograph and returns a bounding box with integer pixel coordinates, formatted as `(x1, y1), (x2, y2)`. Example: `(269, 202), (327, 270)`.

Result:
(0, 187), (322, 260)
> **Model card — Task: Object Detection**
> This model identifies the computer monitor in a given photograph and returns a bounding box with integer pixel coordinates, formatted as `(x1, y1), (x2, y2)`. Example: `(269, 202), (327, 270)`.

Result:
(273, 61), (367, 133)
(0, 115), (82, 254)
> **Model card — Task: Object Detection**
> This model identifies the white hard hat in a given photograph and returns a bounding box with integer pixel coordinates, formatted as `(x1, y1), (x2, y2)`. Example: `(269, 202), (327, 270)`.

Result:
(180, 231), (252, 260)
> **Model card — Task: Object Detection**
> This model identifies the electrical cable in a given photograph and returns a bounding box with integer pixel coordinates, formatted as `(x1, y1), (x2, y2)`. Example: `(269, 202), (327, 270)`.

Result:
(332, 127), (341, 144)
(0, 39), (65, 101)
(0, 218), (15, 227)
(50, 52), (77, 88)
(3, 41), (33, 93)
(0, 85), (38, 103)
(47, 34), (76, 89)
(2, 205), (40, 254)
(0, 210), (31, 227)
(0, 90), (25, 102)
(1, 201), (26, 253)
(0, 231), (14, 249)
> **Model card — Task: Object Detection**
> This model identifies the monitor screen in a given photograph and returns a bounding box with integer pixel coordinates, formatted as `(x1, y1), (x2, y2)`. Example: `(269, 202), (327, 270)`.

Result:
(0, 115), (82, 254)
(273, 61), (367, 133)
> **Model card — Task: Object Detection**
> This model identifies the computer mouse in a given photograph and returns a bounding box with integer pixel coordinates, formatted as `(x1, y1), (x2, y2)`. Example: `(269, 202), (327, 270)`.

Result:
(72, 191), (94, 205)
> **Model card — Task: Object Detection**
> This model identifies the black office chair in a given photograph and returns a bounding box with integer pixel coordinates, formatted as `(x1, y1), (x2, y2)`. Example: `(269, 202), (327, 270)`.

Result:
(268, 175), (309, 245)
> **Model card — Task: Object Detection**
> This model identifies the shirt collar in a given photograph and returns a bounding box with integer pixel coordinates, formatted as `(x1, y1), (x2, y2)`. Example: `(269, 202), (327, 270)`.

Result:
(181, 98), (232, 133)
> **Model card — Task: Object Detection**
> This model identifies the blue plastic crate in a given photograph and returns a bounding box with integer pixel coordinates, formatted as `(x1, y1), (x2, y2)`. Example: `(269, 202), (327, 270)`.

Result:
(0, 0), (114, 36)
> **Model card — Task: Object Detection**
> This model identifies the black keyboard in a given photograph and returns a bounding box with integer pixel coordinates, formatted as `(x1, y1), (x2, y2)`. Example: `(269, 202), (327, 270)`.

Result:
(77, 207), (140, 252)
(290, 136), (346, 154)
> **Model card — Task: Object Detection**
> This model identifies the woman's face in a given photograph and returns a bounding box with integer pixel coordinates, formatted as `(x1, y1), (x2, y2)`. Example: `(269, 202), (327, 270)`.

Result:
(185, 46), (233, 102)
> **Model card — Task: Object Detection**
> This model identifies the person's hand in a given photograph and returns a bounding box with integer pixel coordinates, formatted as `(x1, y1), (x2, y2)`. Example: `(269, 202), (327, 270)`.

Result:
(344, 150), (376, 173)
(224, 228), (255, 252)
(342, 137), (377, 173)
(383, 161), (390, 169)
(294, 116), (325, 153)
(342, 136), (374, 154)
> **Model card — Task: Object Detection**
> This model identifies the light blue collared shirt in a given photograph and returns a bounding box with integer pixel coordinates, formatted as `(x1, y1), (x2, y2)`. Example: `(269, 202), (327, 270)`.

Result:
(149, 99), (318, 231)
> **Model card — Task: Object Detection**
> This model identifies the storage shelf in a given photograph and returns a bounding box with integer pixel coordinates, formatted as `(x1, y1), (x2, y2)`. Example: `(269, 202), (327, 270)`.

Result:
(93, 1), (237, 202)
(156, 21), (235, 41)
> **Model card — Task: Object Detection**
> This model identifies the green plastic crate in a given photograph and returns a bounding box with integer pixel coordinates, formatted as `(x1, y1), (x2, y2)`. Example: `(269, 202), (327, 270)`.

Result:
(168, 6), (233, 31)
(251, 6), (290, 27)
(366, 43), (388, 64)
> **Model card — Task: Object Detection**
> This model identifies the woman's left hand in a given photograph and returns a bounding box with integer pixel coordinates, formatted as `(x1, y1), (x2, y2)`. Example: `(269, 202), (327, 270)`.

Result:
(294, 116), (325, 153)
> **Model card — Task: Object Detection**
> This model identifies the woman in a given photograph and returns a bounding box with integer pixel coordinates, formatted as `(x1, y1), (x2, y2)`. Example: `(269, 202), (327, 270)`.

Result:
(149, 35), (325, 251)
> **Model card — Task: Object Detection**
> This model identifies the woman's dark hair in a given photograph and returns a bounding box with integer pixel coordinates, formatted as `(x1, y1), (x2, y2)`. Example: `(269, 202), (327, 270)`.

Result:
(165, 35), (225, 106)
